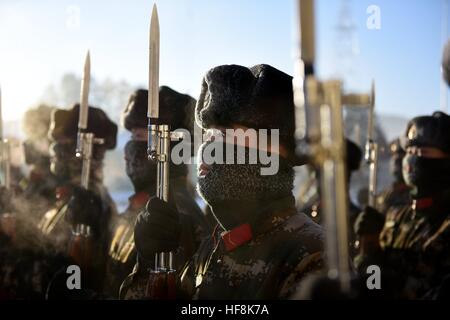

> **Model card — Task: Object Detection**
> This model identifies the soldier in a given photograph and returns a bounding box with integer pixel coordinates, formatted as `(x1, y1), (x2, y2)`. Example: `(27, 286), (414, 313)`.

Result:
(375, 138), (410, 212)
(0, 104), (57, 298)
(17, 105), (59, 225)
(39, 104), (117, 253)
(131, 64), (324, 299)
(355, 111), (450, 298)
(0, 104), (118, 299)
(43, 104), (118, 297)
(0, 105), (56, 243)
(104, 87), (209, 298)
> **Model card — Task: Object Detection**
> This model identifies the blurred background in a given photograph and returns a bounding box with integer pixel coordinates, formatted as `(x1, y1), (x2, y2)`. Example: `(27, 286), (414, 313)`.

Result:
(0, 0), (448, 210)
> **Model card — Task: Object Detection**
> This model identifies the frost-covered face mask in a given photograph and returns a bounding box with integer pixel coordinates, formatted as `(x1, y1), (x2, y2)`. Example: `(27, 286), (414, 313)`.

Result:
(196, 141), (294, 206)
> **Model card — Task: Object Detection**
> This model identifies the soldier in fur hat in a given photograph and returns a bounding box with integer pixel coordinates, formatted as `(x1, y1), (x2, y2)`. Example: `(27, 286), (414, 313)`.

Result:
(39, 104), (118, 251)
(0, 104), (118, 299)
(130, 64), (324, 299)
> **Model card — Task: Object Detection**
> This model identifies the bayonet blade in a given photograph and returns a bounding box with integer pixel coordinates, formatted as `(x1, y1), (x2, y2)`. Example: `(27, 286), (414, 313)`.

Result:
(78, 50), (91, 130)
(298, 0), (315, 73)
(148, 4), (160, 119)
(367, 80), (375, 142)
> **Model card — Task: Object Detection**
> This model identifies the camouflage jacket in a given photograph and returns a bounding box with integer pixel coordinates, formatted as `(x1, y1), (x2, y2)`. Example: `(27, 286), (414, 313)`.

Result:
(377, 192), (450, 298)
(124, 196), (324, 300)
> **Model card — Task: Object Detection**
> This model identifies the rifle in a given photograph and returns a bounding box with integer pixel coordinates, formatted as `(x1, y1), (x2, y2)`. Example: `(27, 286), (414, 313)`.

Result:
(68, 51), (104, 273)
(365, 82), (378, 207)
(294, 0), (376, 292)
(145, 4), (179, 299)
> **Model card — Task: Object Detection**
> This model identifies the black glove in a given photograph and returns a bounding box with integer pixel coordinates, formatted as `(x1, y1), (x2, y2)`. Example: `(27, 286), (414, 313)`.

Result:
(354, 206), (385, 236)
(134, 196), (181, 262)
(65, 186), (103, 235)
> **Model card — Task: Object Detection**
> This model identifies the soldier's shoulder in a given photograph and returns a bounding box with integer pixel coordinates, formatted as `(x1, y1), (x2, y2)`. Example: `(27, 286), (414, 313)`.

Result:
(276, 211), (324, 253)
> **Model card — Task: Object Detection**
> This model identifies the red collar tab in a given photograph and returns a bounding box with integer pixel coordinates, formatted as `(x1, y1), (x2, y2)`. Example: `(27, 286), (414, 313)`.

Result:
(55, 186), (71, 200)
(412, 198), (433, 210)
(221, 223), (253, 252)
(129, 192), (150, 210)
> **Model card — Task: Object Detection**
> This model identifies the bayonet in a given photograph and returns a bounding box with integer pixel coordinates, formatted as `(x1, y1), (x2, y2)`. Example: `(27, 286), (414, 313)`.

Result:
(78, 51), (90, 131)
(76, 51), (97, 191)
(148, 4), (160, 121)
(145, 4), (177, 299)
(365, 81), (378, 207)
(70, 50), (103, 257)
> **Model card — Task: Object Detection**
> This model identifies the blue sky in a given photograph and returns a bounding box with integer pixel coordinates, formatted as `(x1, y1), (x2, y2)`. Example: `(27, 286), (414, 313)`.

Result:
(0, 0), (448, 121)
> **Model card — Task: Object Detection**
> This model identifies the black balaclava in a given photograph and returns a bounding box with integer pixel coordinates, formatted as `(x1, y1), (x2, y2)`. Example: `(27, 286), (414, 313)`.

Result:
(401, 112), (450, 198)
(402, 154), (450, 198)
(197, 141), (294, 230)
(50, 141), (104, 186)
(23, 139), (50, 168)
(124, 139), (188, 194)
(124, 140), (156, 193)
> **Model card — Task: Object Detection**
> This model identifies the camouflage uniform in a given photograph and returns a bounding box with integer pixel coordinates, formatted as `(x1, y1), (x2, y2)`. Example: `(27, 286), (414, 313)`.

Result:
(378, 193), (450, 298)
(179, 196), (324, 299)
(123, 197), (323, 300)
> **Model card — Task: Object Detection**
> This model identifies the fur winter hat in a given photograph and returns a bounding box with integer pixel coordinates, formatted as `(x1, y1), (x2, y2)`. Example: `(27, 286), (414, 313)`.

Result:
(121, 86), (196, 136)
(195, 64), (303, 165)
(49, 104), (117, 150)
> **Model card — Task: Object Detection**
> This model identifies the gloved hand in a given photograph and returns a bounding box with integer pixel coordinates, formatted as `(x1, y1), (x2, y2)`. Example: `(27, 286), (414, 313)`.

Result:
(134, 196), (181, 262)
(65, 186), (103, 235)
(354, 206), (385, 237)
